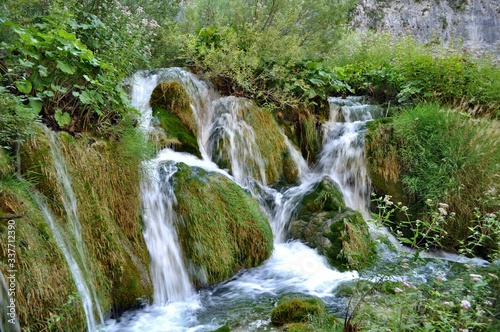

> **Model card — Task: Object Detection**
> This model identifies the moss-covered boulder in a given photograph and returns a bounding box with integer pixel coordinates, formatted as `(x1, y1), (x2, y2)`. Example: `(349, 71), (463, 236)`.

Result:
(172, 163), (273, 287)
(210, 98), (299, 185)
(271, 294), (326, 325)
(289, 177), (375, 271)
(149, 81), (200, 157)
(18, 126), (153, 329)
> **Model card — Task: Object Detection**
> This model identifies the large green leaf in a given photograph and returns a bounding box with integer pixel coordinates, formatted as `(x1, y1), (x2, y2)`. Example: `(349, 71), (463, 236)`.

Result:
(56, 60), (76, 74)
(28, 99), (43, 113)
(78, 90), (93, 104)
(15, 79), (32, 94)
(54, 109), (71, 126)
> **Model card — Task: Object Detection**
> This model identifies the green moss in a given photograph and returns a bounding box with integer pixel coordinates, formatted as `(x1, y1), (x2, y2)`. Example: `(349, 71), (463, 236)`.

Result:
(211, 325), (231, 332)
(18, 125), (154, 326)
(0, 177), (86, 331)
(152, 106), (200, 157)
(326, 210), (376, 271)
(173, 163), (273, 286)
(271, 295), (326, 325)
(296, 177), (345, 220)
(150, 81), (196, 133)
(149, 81), (201, 157)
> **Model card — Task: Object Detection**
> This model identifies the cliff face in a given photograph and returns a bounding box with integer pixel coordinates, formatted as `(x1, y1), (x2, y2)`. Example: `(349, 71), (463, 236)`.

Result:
(350, 0), (500, 53)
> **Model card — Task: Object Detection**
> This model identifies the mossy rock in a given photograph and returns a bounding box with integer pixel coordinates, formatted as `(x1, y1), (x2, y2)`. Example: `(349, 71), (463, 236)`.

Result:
(271, 294), (326, 325)
(152, 106), (200, 157)
(18, 127), (154, 326)
(295, 177), (345, 220)
(211, 325), (231, 332)
(288, 176), (345, 250)
(173, 163), (273, 286)
(210, 99), (298, 185)
(150, 81), (196, 134)
(288, 177), (375, 270)
(325, 210), (376, 271)
(149, 81), (200, 157)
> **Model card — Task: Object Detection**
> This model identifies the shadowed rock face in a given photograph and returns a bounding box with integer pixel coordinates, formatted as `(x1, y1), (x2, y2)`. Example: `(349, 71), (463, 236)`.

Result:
(350, 0), (500, 54)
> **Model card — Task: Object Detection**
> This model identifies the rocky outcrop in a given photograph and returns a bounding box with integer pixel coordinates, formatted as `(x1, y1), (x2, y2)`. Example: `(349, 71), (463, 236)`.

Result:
(351, 0), (500, 54)
(289, 177), (376, 271)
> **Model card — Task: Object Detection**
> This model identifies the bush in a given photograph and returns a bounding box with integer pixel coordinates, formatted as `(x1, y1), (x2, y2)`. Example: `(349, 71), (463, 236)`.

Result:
(368, 103), (500, 251)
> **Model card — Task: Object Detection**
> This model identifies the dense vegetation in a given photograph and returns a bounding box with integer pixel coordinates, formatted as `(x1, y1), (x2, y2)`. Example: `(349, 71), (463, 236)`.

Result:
(1, 0), (499, 331)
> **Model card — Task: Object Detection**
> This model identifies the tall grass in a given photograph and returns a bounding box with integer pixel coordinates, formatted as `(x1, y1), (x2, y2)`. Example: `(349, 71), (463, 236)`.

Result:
(368, 103), (500, 251)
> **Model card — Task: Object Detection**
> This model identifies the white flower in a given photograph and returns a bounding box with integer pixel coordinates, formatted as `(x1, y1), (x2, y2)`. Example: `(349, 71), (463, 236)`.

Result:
(461, 300), (471, 310)
(438, 207), (448, 215)
(394, 287), (404, 293)
(470, 273), (482, 282)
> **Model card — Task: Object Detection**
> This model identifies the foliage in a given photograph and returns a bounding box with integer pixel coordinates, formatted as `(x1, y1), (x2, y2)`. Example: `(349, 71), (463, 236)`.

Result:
(328, 32), (500, 115)
(158, 0), (356, 110)
(343, 195), (499, 331)
(0, 87), (38, 149)
(367, 103), (500, 251)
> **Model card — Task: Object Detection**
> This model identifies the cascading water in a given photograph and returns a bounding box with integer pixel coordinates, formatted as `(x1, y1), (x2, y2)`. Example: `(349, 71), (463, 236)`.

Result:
(141, 159), (193, 303)
(32, 191), (101, 332)
(107, 69), (384, 331)
(317, 97), (383, 219)
(42, 126), (104, 327)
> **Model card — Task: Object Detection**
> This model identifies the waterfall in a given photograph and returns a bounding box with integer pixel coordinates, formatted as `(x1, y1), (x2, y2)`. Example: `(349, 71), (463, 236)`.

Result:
(209, 97), (268, 186)
(32, 191), (100, 332)
(141, 160), (194, 303)
(317, 97), (382, 219)
(110, 69), (369, 331)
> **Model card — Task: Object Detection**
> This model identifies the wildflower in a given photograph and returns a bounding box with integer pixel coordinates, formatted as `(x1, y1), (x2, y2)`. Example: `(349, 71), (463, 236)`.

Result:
(484, 300), (493, 306)
(394, 287), (404, 293)
(438, 207), (448, 216)
(401, 205), (408, 212)
(459, 329), (469, 332)
(426, 198), (432, 204)
(402, 262), (409, 269)
(443, 301), (452, 306)
(487, 273), (498, 279)
(469, 273), (482, 282)
(438, 203), (449, 209)
(401, 281), (411, 288)
(486, 213), (497, 219)
(461, 300), (471, 310)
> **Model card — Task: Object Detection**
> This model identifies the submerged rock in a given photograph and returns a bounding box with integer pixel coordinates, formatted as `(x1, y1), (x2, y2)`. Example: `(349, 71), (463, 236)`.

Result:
(172, 163), (274, 286)
(289, 177), (375, 271)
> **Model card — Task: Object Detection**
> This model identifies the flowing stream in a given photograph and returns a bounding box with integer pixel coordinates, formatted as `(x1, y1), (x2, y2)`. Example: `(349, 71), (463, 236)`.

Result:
(103, 68), (485, 331)
(106, 69), (387, 331)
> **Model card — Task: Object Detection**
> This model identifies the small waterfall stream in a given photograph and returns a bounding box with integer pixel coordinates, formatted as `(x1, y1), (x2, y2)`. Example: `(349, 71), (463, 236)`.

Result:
(38, 126), (104, 331)
(33, 192), (101, 332)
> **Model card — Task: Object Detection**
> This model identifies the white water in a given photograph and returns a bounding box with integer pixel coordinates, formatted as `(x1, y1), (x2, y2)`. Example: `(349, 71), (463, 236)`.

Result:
(32, 192), (101, 332)
(141, 158), (194, 303)
(42, 127), (105, 328)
